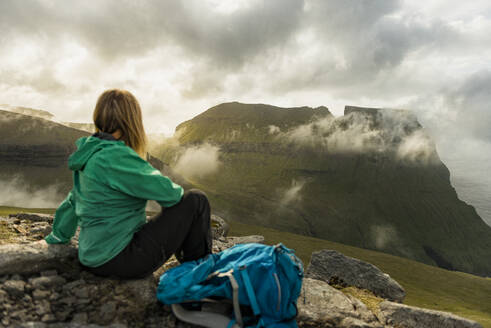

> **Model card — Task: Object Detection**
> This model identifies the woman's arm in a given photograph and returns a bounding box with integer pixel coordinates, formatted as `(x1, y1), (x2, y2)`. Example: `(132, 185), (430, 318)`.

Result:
(45, 189), (78, 244)
(93, 147), (184, 207)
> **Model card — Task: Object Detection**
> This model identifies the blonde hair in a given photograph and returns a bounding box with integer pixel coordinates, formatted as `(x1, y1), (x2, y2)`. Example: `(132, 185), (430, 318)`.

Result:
(93, 89), (148, 160)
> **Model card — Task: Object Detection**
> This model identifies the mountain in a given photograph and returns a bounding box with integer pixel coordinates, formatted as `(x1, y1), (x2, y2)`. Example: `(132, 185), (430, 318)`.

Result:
(0, 110), (190, 205)
(0, 105), (55, 121)
(61, 122), (96, 133)
(153, 102), (491, 277)
(0, 110), (87, 194)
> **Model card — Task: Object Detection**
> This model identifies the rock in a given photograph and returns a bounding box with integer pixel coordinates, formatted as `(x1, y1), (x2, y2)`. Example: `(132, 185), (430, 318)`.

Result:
(40, 270), (58, 277)
(63, 279), (85, 292)
(29, 222), (52, 236)
(306, 249), (405, 302)
(297, 278), (381, 328)
(226, 235), (265, 245)
(0, 288), (8, 302)
(71, 312), (88, 324)
(73, 286), (89, 298)
(9, 213), (53, 222)
(378, 301), (483, 328)
(211, 214), (230, 238)
(29, 276), (67, 289)
(99, 301), (117, 322)
(11, 273), (23, 280)
(1, 317), (10, 327)
(120, 276), (157, 308)
(18, 323), (127, 328)
(3, 279), (26, 298)
(32, 289), (51, 300)
(340, 317), (380, 328)
(212, 235), (265, 253)
(34, 300), (51, 316)
(0, 240), (77, 275)
(16, 323), (48, 328)
(11, 309), (29, 321)
(41, 313), (56, 323)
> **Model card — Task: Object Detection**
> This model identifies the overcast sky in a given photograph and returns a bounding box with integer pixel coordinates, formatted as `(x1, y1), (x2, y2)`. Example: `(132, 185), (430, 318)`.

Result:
(1, 0), (490, 223)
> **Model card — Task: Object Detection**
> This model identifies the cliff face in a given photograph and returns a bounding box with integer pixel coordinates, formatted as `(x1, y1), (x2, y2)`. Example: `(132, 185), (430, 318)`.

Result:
(158, 102), (491, 276)
(0, 144), (77, 167)
(0, 110), (87, 164)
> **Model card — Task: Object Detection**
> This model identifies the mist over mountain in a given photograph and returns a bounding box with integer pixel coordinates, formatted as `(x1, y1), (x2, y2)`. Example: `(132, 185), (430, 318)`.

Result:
(153, 102), (491, 277)
(0, 109), (188, 211)
(2, 103), (491, 276)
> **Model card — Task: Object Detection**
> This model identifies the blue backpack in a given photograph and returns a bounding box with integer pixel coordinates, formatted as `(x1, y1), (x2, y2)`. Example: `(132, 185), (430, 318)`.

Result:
(156, 243), (304, 328)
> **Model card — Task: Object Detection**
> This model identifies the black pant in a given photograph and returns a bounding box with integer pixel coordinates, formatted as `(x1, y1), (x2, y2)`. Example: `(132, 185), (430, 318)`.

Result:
(83, 189), (212, 279)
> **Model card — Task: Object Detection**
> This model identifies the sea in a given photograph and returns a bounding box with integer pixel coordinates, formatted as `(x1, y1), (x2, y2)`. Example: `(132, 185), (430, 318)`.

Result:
(440, 153), (491, 228)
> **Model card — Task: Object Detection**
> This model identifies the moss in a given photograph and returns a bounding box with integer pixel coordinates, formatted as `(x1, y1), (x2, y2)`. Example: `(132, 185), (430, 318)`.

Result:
(0, 206), (55, 217)
(340, 286), (385, 316)
(0, 221), (18, 245)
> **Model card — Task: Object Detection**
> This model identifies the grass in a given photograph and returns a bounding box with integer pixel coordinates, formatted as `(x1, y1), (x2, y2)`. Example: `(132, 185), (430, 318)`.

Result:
(0, 221), (17, 244)
(1, 205), (490, 327)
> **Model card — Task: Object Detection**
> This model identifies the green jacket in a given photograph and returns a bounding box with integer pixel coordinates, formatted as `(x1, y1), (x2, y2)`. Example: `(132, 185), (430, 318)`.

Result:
(45, 132), (184, 267)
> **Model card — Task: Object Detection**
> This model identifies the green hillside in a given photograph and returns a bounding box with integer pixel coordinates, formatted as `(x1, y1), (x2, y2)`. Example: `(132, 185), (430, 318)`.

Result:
(153, 102), (491, 277)
(1, 205), (490, 327)
(0, 110), (87, 146)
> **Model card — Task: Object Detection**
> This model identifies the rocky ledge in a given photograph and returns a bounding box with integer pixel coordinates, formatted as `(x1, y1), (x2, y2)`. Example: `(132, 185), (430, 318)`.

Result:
(0, 213), (483, 328)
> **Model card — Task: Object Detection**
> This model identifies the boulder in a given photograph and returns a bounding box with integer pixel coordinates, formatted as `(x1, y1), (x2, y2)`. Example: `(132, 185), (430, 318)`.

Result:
(306, 249), (405, 302)
(378, 301), (483, 328)
(0, 214), (263, 327)
(0, 260), (176, 328)
(211, 214), (230, 238)
(297, 278), (381, 328)
(0, 241), (77, 276)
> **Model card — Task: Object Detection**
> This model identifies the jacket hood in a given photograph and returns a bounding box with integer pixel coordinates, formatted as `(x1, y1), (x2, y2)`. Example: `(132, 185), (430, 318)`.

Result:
(68, 132), (125, 171)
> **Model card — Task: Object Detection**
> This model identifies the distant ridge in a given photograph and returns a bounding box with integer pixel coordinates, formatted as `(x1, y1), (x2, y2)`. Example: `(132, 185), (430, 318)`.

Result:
(0, 104), (55, 121)
(157, 102), (491, 277)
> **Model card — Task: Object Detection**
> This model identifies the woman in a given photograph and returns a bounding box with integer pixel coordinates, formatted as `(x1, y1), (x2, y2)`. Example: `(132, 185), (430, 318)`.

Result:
(45, 89), (212, 279)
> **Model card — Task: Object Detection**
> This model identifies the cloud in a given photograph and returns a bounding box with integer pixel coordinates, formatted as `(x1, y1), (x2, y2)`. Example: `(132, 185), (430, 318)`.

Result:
(266, 0), (462, 97)
(0, 67), (66, 94)
(280, 108), (439, 164)
(0, 175), (65, 208)
(396, 129), (440, 164)
(268, 125), (281, 134)
(441, 70), (491, 142)
(280, 179), (306, 206)
(370, 225), (398, 250)
(0, 0), (304, 66)
(0, 0), (490, 224)
(174, 143), (221, 179)
(404, 70), (491, 164)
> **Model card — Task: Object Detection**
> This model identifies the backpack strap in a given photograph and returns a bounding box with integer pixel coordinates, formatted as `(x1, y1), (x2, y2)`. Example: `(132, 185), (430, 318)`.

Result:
(238, 267), (261, 317)
(216, 269), (244, 327)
